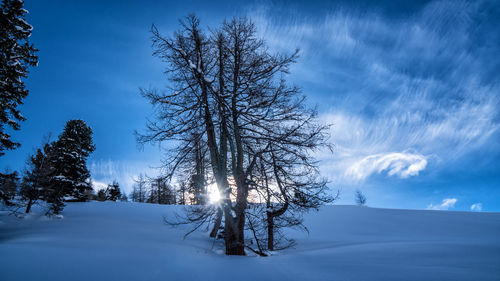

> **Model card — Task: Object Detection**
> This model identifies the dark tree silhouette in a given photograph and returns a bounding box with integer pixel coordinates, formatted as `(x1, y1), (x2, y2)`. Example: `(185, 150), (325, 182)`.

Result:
(49, 119), (95, 204)
(19, 120), (95, 215)
(0, 0), (38, 206)
(106, 181), (121, 201)
(0, 0), (38, 156)
(130, 173), (147, 203)
(20, 143), (52, 213)
(138, 15), (332, 255)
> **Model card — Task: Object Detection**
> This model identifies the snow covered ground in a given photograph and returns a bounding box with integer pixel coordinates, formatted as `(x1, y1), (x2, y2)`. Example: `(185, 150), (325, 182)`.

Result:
(1, 202), (499, 281)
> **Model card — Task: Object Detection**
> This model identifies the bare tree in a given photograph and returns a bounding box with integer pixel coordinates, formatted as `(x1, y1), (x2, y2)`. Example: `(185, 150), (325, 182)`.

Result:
(355, 189), (367, 206)
(245, 139), (335, 252)
(146, 176), (176, 205)
(138, 15), (332, 255)
(177, 131), (209, 205)
(130, 173), (147, 203)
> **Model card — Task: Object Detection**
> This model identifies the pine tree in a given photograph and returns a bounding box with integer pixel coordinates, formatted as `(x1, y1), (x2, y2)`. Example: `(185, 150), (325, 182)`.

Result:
(119, 192), (128, 202)
(0, 170), (18, 201)
(96, 189), (106, 201)
(37, 142), (66, 215)
(49, 120), (95, 202)
(106, 181), (121, 201)
(20, 145), (52, 213)
(0, 0), (38, 156)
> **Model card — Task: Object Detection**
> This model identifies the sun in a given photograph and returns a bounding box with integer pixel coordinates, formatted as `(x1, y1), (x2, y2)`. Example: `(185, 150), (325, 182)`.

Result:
(207, 183), (221, 204)
(209, 190), (221, 204)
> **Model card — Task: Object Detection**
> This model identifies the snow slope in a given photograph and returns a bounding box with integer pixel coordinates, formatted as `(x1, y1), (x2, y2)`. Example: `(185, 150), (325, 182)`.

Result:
(1, 202), (499, 281)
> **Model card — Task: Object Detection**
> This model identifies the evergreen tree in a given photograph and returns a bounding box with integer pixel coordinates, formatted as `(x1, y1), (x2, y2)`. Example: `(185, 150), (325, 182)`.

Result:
(96, 189), (107, 201)
(0, 0), (38, 156)
(0, 170), (18, 201)
(20, 145), (52, 213)
(119, 192), (128, 202)
(49, 119), (95, 202)
(106, 181), (121, 201)
(38, 142), (65, 215)
(17, 121), (94, 215)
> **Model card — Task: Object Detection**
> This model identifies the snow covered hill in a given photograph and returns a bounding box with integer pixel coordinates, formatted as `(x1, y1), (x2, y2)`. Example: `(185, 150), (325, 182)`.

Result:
(1, 202), (499, 281)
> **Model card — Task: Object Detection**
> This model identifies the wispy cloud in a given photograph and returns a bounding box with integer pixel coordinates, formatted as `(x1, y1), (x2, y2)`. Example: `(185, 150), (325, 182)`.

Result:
(89, 160), (159, 194)
(251, 0), (500, 187)
(427, 198), (457, 210)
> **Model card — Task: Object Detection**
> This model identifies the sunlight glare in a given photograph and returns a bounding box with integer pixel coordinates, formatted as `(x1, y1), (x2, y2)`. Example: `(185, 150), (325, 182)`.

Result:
(207, 183), (221, 204)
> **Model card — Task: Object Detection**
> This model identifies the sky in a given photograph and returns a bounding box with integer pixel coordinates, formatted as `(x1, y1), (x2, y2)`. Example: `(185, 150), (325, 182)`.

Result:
(1, 0), (499, 211)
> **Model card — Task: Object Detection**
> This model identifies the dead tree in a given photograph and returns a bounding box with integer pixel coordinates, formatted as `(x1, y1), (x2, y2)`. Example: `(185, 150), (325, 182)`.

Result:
(131, 173), (147, 203)
(138, 15), (332, 255)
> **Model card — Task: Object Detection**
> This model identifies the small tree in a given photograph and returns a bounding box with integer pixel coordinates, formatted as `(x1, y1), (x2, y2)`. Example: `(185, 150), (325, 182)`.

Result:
(355, 190), (367, 206)
(22, 120), (95, 215)
(106, 181), (121, 201)
(49, 119), (95, 203)
(130, 174), (147, 203)
(147, 177), (176, 204)
(96, 189), (107, 201)
(177, 179), (187, 205)
(95, 181), (122, 202)
(20, 145), (50, 213)
(119, 192), (128, 202)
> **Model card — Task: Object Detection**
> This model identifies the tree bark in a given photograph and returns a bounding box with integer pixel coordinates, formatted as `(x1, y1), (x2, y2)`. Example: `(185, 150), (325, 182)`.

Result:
(267, 215), (274, 251)
(25, 198), (33, 213)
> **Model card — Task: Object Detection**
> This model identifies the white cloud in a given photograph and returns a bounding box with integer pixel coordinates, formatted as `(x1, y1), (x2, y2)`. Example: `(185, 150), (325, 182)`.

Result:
(427, 198), (457, 210)
(470, 203), (483, 212)
(92, 180), (108, 191)
(346, 151), (427, 181)
(441, 198), (457, 208)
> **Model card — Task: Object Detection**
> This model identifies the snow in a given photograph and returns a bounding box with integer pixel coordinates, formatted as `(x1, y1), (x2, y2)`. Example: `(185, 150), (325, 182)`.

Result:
(17, 18), (33, 31)
(188, 61), (197, 71)
(8, 60), (20, 67)
(1, 202), (499, 281)
(180, 49), (217, 91)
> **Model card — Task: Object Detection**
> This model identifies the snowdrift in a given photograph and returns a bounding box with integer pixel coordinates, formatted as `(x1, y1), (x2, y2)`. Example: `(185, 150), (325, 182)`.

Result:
(1, 202), (499, 281)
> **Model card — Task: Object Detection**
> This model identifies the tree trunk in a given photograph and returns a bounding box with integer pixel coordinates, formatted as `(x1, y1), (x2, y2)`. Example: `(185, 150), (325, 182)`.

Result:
(267, 214), (274, 251)
(224, 209), (245, 255)
(25, 198), (33, 213)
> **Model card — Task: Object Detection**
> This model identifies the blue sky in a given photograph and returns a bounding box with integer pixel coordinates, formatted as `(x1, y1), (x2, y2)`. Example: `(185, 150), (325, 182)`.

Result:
(2, 0), (499, 211)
